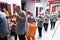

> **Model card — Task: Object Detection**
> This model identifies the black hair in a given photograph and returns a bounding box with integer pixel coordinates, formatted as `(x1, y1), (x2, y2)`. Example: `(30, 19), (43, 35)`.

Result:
(26, 11), (33, 16)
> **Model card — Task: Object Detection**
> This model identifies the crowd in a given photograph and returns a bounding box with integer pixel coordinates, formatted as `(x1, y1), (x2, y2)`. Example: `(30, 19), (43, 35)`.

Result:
(0, 5), (60, 40)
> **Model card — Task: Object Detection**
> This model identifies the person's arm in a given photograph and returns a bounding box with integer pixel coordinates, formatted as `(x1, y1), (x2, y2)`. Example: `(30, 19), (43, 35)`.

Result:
(38, 16), (43, 22)
(6, 11), (9, 16)
(17, 12), (26, 21)
(33, 18), (36, 23)
(17, 15), (25, 20)
(14, 12), (25, 20)
(36, 16), (43, 21)
(2, 16), (10, 37)
(9, 21), (14, 30)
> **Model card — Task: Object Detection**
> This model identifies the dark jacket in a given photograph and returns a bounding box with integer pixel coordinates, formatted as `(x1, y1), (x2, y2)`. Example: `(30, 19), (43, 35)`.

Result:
(15, 11), (28, 35)
(0, 11), (10, 38)
(37, 16), (43, 27)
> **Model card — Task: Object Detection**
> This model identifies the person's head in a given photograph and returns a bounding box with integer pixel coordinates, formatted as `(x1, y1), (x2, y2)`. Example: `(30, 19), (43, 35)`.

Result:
(39, 12), (42, 16)
(26, 11), (32, 18)
(24, 8), (28, 12)
(14, 6), (20, 13)
(13, 9), (17, 14)
(45, 11), (48, 14)
(3, 8), (6, 12)
(41, 13), (44, 15)
(58, 11), (60, 14)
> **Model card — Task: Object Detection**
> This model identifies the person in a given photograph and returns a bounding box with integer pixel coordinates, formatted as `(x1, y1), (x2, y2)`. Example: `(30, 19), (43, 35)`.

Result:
(37, 13), (43, 38)
(3, 8), (9, 17)
(26, 11), (36, 40)
(9, 10), (18, 40)
(0, 8), (10, 40)
(58, 11), (60, 18)
(14, 6), (28, 40)
(43, 12), (50, 32)
(50, 14), (57, 30)
(9, 15), (17, 40)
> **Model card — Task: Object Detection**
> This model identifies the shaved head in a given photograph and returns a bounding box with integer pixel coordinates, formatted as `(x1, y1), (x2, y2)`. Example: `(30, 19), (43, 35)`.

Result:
(14, 6), (21, 13)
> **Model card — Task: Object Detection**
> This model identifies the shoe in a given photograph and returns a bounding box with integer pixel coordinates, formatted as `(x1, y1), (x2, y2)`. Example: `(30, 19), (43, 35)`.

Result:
(45, 30), (47, 32)
(39, 35), (42, 37)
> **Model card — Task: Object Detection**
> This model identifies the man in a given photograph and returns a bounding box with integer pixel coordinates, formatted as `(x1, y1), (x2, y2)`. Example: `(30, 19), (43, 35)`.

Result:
(15, 6), (28, 40)
(43, 12), (50, 32)
(50, 14), (57, 30)
(37, 13), (43, 38)
(0, 8), (10, 40)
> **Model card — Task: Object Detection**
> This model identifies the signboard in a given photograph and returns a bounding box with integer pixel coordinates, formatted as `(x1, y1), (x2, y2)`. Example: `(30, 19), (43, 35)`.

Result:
(31, 0), (35, 2)
(31, 0), (40, 2)
(47, 0), (54, 2)
(47, 0), (60, 2)
(55, 0), (60, 1)
(36, 0), (40, 2)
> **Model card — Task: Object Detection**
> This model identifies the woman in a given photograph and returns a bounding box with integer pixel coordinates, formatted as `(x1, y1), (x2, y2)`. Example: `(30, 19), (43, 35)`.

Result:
(26, 11), (36, 40)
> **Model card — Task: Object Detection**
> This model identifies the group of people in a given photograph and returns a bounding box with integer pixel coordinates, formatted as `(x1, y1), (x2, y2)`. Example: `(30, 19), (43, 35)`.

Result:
(0, 5), (37, 40)
(0, 5), (60, 40)
(37, 11), (57, 38)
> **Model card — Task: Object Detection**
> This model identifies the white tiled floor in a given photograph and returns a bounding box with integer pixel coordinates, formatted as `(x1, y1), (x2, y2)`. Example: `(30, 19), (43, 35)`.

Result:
(35, 20), (60, 40)
(8, 20), (60, 40)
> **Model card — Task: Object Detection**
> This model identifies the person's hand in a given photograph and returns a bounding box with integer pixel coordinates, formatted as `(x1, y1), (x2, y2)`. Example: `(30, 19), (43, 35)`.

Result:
(35, 17), (38, 21)
(9, 22), (14, 27)
(7, 34), (10, 38)
(13, 13), (19, 17)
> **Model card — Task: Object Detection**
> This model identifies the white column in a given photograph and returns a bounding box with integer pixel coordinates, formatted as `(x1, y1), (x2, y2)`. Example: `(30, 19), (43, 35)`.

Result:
(11, 4), (13, 15)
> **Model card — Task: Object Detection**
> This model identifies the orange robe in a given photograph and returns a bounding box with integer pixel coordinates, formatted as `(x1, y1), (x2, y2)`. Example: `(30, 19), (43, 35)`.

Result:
(26, 23), (36, 40)
(3, 10), (9, 16)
